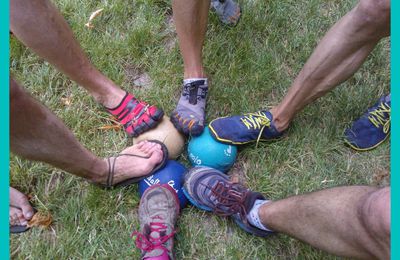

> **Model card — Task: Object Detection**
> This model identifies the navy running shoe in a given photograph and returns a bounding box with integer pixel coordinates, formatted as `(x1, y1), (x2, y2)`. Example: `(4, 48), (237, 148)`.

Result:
(344, 95), (390, 151)
(183, 166), (273, 237)
(209, 110), (283, 145)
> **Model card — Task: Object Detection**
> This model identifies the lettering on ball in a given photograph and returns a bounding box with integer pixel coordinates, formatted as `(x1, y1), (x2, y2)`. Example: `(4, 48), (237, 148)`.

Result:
(189, 153), (202, 165)
(224, 145), (233, 157)
(144, 175), (179, 194)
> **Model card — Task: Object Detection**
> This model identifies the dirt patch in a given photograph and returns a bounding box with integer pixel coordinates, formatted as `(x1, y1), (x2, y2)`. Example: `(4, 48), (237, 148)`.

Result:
(228, 159), (248, 186)
(124, 64), (153, 89)
(163, 15), (177, 52)
(372, 169), (390, 187)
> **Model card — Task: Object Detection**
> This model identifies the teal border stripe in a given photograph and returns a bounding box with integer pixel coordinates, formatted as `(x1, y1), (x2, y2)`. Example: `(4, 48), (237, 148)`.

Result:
(0, 0), (10, 258)
(392, 0), (399, 258)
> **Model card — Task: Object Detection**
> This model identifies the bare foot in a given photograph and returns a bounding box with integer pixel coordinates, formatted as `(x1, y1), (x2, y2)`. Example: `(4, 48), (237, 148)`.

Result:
(100, 140), (164, 185)
(10, 187), (34, 227)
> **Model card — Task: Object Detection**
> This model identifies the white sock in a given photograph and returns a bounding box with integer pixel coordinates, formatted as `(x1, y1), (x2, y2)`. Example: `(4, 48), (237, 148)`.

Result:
(183, 78), (208, 86)
(247, 199), (273, 232)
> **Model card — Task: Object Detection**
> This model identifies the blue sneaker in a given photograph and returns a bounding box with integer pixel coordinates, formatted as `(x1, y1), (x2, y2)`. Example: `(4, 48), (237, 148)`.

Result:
(209, 110), (283, 145)
(183, 166), (273, 237)
(344, 95), (390, 151)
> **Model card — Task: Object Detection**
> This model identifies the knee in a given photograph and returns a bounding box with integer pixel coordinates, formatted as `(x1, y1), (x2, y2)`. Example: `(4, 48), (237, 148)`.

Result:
(359, 187), (390, 258)
(355, 0), (390, 36)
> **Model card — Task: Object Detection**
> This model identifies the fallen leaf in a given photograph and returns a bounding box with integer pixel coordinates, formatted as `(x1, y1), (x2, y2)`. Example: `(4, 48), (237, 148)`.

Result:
(85, 8), (104, 29)
(61, 96), (72, 106)
(27, 212), (52, 228)
(98, 124), (122, 131)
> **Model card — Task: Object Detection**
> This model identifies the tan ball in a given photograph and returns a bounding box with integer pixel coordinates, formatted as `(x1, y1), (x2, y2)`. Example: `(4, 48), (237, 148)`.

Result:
(133, 116), (186, 159)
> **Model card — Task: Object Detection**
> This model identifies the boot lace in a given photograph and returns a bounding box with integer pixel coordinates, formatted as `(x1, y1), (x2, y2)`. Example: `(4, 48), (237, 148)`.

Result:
(206, 181), (250, 222)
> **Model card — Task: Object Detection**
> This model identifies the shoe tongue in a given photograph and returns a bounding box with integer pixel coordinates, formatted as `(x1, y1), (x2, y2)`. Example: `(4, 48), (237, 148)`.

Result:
(150, 231), (161, 239)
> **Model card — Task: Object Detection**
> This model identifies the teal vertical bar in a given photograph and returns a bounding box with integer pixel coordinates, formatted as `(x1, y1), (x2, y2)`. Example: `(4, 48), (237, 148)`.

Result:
(392, 0), (398, 258)
(1, 0), (10, 258)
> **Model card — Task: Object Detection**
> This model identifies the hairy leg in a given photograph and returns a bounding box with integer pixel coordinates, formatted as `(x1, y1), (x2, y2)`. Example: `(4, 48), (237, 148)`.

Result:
(270, 0), (390, 132)
(10, 0), (124, 108)
(10, 77), (163, 185)
(260, 186), (390, 259)
(172, 0), (210, 78)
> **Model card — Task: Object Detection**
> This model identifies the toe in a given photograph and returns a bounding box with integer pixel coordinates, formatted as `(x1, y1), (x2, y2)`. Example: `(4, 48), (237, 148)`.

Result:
(21, 202), (34, 220)
(148, 145), (164, 165)
(9, 187), (34, 220)
(10, 207), (28, 226)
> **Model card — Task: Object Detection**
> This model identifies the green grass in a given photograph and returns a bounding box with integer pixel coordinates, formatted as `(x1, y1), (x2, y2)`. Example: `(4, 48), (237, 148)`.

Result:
(10, 0), (390, 259)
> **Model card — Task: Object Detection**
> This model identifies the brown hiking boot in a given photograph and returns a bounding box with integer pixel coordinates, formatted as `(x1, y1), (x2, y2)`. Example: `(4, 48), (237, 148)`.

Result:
(132, 184), (180, 260)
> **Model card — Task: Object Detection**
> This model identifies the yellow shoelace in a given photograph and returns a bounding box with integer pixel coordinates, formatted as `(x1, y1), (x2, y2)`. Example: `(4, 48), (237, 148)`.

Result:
(240, 111), (271, 147)
(368, 103), (390, 134)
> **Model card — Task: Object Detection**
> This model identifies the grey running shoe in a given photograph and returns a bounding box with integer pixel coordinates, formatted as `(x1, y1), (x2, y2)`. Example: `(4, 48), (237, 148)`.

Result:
(183, 167), (273, 237)
(133, 184), (180, 260)
(211, 0), (241, 26)
(171, 80), (208, 136)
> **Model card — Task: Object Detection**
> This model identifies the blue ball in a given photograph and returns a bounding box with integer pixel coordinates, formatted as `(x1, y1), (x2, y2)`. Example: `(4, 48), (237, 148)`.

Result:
(139, 160), (188, 208)
(188, 126), (237, 172)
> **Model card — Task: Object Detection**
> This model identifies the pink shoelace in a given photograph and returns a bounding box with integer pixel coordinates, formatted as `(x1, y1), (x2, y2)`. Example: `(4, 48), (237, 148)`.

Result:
(132, 217), (176, 253)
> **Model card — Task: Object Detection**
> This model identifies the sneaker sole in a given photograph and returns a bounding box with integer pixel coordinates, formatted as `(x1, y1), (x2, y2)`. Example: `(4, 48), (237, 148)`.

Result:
(344, 131), (390, 152)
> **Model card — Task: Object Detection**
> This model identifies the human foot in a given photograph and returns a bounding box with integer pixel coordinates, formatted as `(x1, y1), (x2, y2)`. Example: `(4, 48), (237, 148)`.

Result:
(106, 92), (164, 137)
(171, 79), (208, 136)
(98, 140), (168, 188)
(10, 187), (35, 233)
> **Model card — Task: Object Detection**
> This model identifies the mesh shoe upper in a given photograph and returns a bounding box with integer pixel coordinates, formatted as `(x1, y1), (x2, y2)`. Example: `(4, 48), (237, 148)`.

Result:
(183, 167), (273, 237)
(344, 95), (390, 151)
(209, 110), (283, 145)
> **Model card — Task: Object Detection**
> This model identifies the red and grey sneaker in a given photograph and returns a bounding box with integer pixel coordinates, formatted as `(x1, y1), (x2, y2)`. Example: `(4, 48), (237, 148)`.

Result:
(106, 92), (164, 137)
(132, 184), (180, 260)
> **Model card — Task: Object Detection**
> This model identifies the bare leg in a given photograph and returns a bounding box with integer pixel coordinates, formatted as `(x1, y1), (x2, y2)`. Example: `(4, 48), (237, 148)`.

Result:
(10, 0), (124, 108)
(270, 0), (390, 132)
(173, 0), (210, 78)
(259, 186), (390, 259)
(170, 0), (211, 135)
(10, 77), (163, 185)
(10, 0), (165, 137)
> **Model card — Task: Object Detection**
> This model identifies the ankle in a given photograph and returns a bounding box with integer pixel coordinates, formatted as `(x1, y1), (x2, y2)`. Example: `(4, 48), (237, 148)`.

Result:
(269, 107), (290, 132)
(183, 78), (208, 86)
(247, 199), (273, 232)
(97, 88), (127, 109)
(257, 201), (276, 232)
(79, 67), (127, 108)
(183, 67), (206, 79)
(87, 158), (108, 184)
